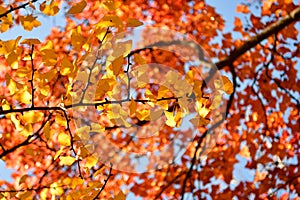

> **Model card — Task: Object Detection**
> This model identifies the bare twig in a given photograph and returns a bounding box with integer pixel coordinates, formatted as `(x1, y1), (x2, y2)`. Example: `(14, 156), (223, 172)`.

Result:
(0, 0), (38, 18)
(93, 163), (113, 200)
(0, 113), (53, 159)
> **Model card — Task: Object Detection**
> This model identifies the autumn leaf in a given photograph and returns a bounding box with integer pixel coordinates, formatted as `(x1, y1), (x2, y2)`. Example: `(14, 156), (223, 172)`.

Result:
(60, 156), (76, 166)
(111, 56), (124, 76)
(20, 38), (41, 46)
(60, 57), (75, 76)
(40, 0), (60, 16)
(102, 0), (122, 11)
(58, 132), (71, 146)
(126, 18), (144, 27)
(67, 0), (87, 14)
(19, 15), (41, 31)
(22, 111), (44, 123)
(114, 191), (126, 200)
(221, 76), (234, 94)
(85, 155), (98, 169)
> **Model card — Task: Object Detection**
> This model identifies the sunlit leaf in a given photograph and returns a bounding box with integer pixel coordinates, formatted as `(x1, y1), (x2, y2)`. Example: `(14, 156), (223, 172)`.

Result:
(102, 0), (121, 11)
(23, 111), (44, 123)
(114, 191), (126, 200)
(111, 56), (124, 76)
(41, 49), (57, 66)
(221, 76), (234, 94)
(85, 155), (98, 169)
(67, 0), (87, 14)
(44, 121), (51, 141)
(61, 57), (74, 76)
(126, 18), (143, 27)
(20, 15), (41, 31)
(60, 156), (76, 166)
(58, 132), (71, 146)
(19, 174), (28, 186)
(164, 111), (176, 127)
(40, 0), (60, 16)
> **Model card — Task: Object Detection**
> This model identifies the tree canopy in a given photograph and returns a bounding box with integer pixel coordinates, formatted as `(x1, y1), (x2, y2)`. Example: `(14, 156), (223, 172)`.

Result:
(0, 0), (300, 199)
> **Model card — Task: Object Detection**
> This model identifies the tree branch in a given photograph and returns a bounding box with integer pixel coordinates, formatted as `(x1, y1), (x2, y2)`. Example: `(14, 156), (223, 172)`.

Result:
(215, 6), (300, 69)
(0, 0), (38, 18)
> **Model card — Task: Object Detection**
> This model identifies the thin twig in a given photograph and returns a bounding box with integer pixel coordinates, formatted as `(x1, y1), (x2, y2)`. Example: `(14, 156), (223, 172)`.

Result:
(0, 0), (38, 18)
(93, 163), (113, 200)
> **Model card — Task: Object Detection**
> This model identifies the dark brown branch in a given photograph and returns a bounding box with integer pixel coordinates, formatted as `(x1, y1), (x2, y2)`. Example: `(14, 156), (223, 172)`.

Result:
(180, 119), (225, 200)
(29, 45), (35, 108)
(0, 0), (38, 18)
(80, 28), (110, 103)
(0, 97), (180, 115)
(92, 163), (113, 200)
(0, 113), (52, 159)
(0, 184), (67, 193)
(215, 6), (300, 69)
(61, 109), (83, 179)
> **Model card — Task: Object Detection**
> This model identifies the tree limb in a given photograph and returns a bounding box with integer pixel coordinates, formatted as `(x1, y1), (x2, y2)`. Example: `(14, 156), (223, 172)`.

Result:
(215, 6), (300, 69)
(0, 0), (38, 18)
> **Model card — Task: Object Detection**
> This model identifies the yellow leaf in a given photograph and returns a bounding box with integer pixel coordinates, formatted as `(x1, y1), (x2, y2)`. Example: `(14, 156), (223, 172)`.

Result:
(71, 26), (86, 50)
(40, 85), (50, 96)
(126, 18), (143, 27)
(114, 191), (126, 200)
(19, 174), (28, 185)
(40, 0), (60, 16)
(16, 89), (32, 104)
(67, 0), (87, 14)
(20, 123), (33, 137)
(93, 166), (105, 177)
(19, 191), (32, 199)
(129, 99), (136, 116)
(136, 109), (150, 121)
(0, 6), (13, 32)
(6, 51), (19, 69)
(210, 90), (223, 109)
(16, 66), (31, 78)
(221, 76), (234, 94)
(5, 74), (17, 95)
(102, 0), (121, 11)
(189, 116), (210, 127)
(85, 155), (98, 169)
(15, 89), (31, 104)
(54, 148), (63, 160)
(78, 146), (90, 158)
(111, 56), (123, 76)
(41, 49), (57, 66)
(164, 111), (176, 127)
(55, 113), (67, 127)
(23, 111), (44, 123)
(60, 156), (76, 166)
(39, 70), (57, 82)
(58, 132), (71, 146)
(100, 15), (123, 31)
(50, 182), (64, 196)
(71, 177), (84, 189)
(8, 113), (23, 131)
(19, 15), (41, 31)
(20, 38), (41, 46)
(44, 121), (51, 141)
(61, 57), (74, 76)
(134, 54), (147, 65)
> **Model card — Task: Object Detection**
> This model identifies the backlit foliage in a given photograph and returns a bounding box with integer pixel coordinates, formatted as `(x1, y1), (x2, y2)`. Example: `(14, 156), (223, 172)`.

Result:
(0, 0), (300, 199)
